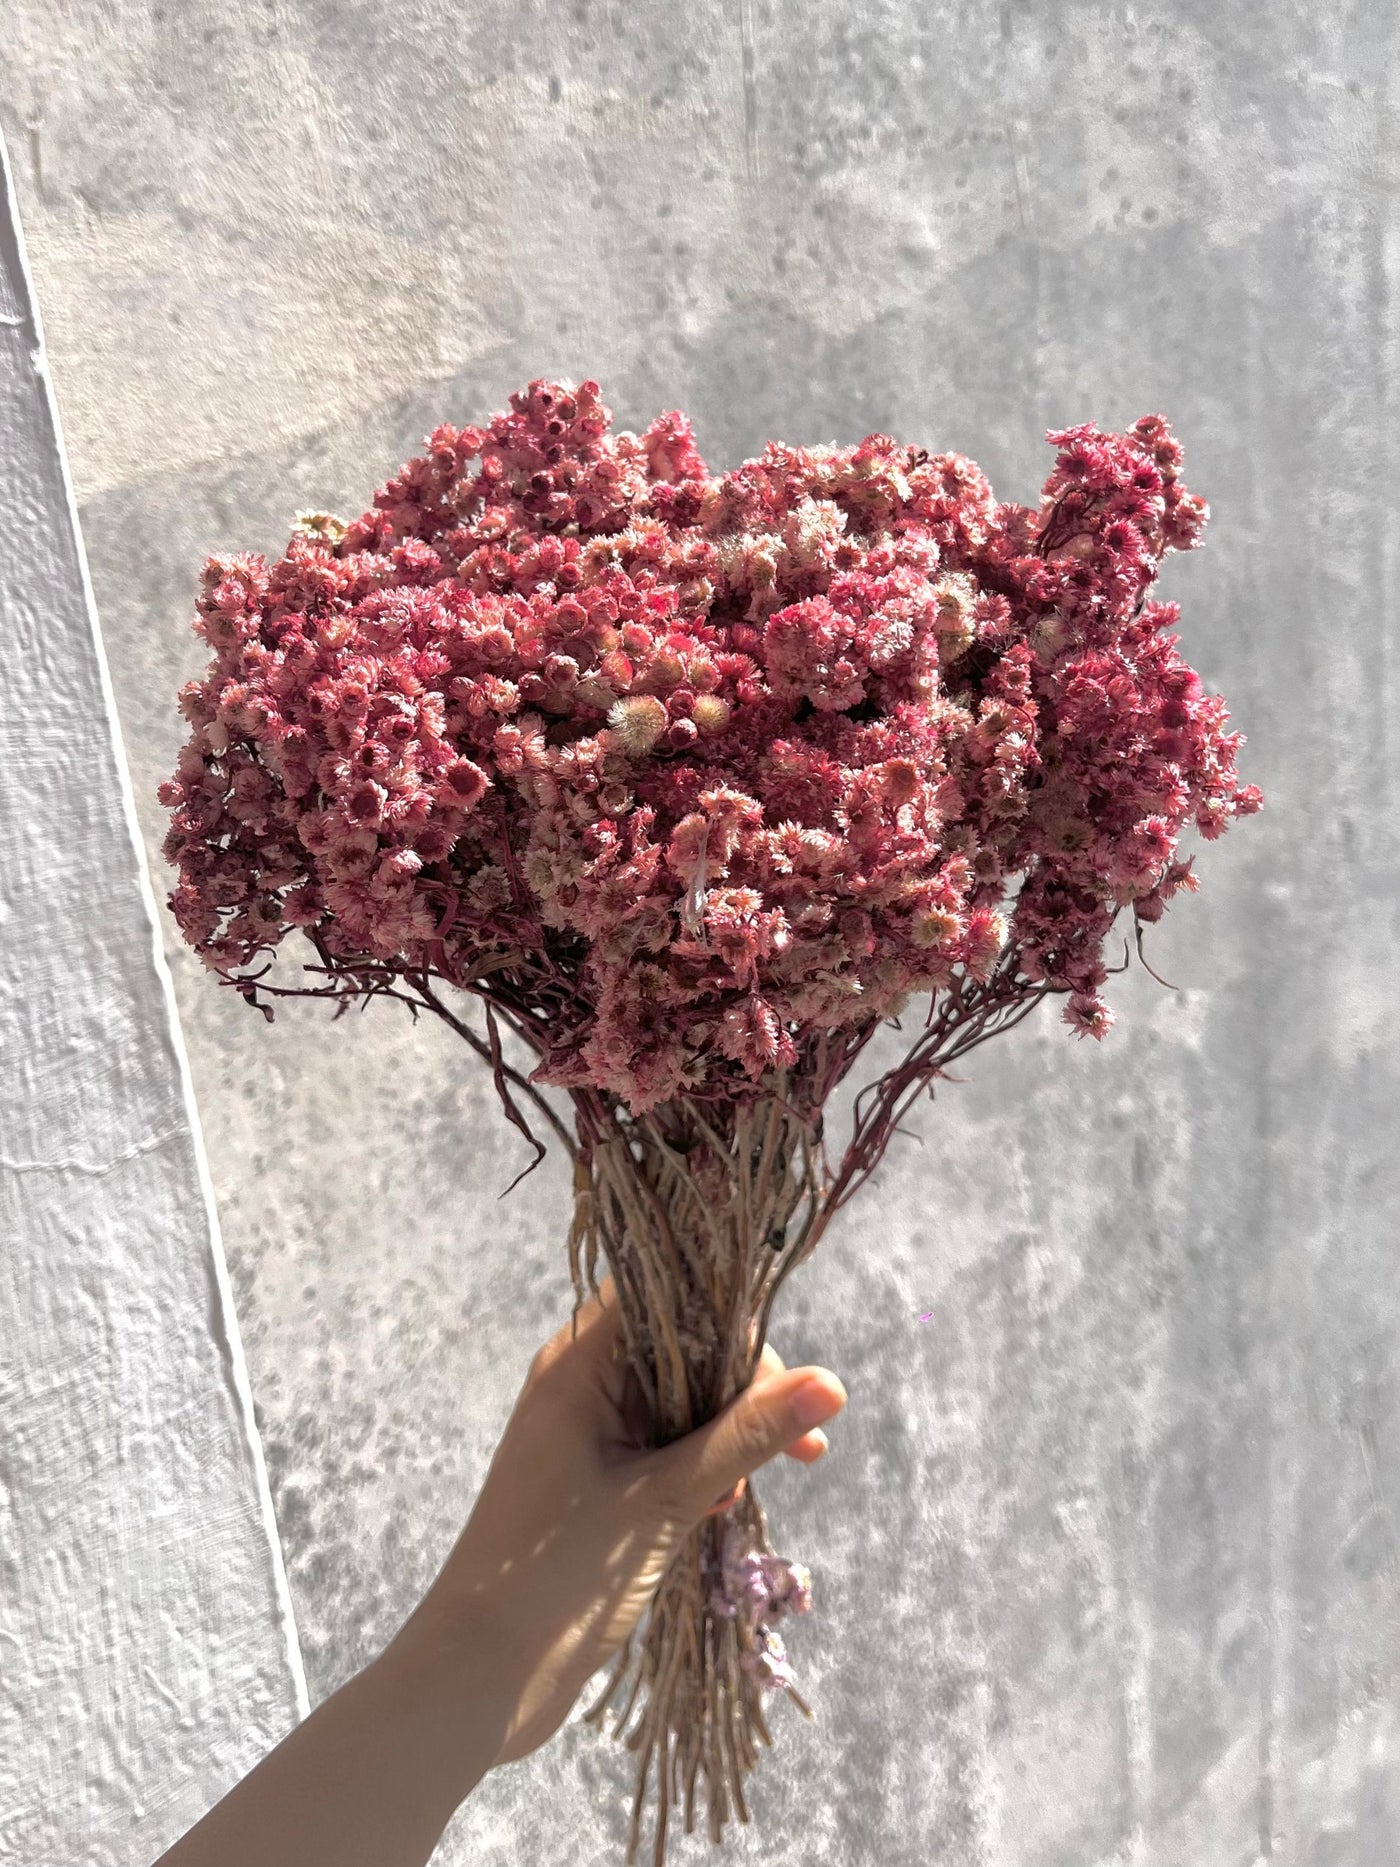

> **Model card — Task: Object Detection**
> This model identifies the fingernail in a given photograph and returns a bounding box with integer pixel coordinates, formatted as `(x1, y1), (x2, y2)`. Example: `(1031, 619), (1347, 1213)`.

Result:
(793, 1377), (844, 1429)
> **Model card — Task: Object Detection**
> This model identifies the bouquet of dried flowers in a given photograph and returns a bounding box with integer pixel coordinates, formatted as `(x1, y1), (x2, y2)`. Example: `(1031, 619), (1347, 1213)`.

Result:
(160, 378), (1260, 1863)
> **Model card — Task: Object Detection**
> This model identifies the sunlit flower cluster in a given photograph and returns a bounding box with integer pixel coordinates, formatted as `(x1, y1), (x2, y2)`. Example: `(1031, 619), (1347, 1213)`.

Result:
(160, 379), (1261, 1111)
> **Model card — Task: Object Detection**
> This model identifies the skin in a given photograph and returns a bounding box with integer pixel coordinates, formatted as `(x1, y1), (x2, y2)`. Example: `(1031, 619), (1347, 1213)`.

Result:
(155, 1273), (847, 1867)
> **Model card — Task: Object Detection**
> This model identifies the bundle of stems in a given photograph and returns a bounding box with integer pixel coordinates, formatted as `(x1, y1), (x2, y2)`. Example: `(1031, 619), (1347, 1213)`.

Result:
(244, 941), (1058, 1864)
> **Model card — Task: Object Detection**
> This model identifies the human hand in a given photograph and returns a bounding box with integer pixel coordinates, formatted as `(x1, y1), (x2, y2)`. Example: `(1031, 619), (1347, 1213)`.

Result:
(403, 1275), (847, 1769)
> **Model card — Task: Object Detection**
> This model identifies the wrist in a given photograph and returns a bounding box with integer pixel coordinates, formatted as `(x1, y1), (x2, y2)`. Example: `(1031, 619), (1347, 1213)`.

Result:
(403, 1555), (593, 1771)
(408, 1526), (554, 1684)
(382, 1588), (523, 1781)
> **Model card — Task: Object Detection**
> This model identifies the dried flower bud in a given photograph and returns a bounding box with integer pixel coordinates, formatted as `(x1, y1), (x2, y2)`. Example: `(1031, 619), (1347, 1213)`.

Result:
(606, 693), (668, 757)
(912, 907), (961, 950)
(691, 694), (731, 734)
(440, 757), (489, 810)
(879, 758), (921, 805)
(646, 650), (687, 690)
(293, 511), (348, 544)
(931, 572), (977, 660)
(664, 717), (699, 751)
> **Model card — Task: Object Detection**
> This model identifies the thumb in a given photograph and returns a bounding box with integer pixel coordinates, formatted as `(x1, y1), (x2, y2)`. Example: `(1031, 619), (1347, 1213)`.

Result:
(649, 1367), (847, 1523)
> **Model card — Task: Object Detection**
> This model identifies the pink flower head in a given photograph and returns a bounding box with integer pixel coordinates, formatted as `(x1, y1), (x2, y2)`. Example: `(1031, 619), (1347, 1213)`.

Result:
(161, 380), (1260, 1109)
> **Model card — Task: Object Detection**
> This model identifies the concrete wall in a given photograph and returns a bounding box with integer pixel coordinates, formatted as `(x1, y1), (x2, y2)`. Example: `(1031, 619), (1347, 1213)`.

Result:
(0, 137), (306, 1867)
(3, 4), (1398, 1862)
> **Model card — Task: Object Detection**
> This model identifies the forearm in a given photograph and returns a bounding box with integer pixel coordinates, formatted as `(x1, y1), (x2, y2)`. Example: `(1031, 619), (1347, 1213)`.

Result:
(154, 1599), (515, 1867)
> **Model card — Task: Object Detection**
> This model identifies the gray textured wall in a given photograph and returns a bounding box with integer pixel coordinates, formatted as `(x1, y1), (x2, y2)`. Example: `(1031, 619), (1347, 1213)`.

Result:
(0, 137), (306, 1867)
(4, 4), (1398, 1861)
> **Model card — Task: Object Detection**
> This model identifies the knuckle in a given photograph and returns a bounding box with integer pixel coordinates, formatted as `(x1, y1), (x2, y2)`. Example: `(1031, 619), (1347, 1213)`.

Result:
(527, 1340), (560, 1380)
